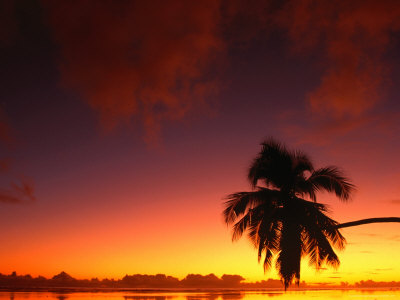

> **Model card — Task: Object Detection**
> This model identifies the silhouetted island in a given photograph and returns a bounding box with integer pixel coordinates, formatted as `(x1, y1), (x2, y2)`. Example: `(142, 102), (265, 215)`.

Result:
(1, 271), (400, 291)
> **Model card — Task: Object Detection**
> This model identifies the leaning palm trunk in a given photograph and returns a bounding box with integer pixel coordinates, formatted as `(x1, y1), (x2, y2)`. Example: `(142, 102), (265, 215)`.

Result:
(337, 217), (400, 229)
(223, 138), (399, 290)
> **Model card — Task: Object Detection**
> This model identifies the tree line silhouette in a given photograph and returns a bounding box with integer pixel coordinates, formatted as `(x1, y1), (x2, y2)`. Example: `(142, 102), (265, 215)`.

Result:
(1, 271), (400, 290)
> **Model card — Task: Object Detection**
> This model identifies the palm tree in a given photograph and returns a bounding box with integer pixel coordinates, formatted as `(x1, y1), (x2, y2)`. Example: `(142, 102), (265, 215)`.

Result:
(223, 138), (400, 289)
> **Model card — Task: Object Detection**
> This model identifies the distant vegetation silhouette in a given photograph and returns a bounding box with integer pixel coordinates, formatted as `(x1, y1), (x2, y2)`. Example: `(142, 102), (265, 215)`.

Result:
(0, 272), (282, 289)
(223, 138), (400, 290)
(1, 271), (400, 290)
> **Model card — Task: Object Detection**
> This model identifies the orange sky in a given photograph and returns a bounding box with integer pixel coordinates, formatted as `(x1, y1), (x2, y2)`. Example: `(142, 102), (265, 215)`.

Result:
(0, 0), (400, 285)
(1, 142), (399, 284)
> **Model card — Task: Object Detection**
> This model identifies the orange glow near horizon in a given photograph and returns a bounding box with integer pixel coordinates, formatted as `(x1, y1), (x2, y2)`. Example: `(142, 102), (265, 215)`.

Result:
(1, 170), (400, 284)
(0, 0), (400, 288)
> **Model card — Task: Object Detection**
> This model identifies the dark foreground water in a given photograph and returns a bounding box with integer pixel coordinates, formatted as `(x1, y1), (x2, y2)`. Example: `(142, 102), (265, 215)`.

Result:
(1, 290), (400, 300)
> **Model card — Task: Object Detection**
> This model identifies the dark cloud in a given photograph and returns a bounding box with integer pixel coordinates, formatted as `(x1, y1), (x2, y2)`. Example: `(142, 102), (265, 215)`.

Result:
(31, 0), (400, 146)
(40, 0), (225, 143)
(273, 0), (400, 146)
(280, 111), (400, 146)
(275, 0), (400, 118)
(0, 137), (35, 204)
(0, 111), (35, 204)
(4, 0), (400, 149)
(0, 179), (36, 204)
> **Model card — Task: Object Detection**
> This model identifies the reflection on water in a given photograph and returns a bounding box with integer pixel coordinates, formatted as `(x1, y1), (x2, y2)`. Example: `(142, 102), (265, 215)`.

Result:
(56, 295), (68, 300)
(125, 296), (169, 300)
(0, 290), (399, 300)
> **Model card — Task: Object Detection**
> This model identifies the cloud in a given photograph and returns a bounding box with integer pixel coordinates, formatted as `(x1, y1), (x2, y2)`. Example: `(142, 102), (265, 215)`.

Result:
(280, 113), (374, 146)
(37, 0), (400, 146)
(389, 235), (400, 242)
(388, 199), (400, 205)
(279, 102), (400, 150)
(14, 0), (398, 148)
(40, 0), (225, 143)
(273, 1), (400, 147)
(276, 0), (400, 118)
(0, 110), (36, 204)
(0, 179), (36, 204)
(359, 233), (379, 237)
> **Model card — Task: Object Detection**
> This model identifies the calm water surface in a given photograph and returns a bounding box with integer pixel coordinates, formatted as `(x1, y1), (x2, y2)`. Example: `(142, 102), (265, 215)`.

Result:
(2, 290), (400, 300)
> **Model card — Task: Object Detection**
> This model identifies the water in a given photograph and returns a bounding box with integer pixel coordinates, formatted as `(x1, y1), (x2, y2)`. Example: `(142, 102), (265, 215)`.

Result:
(2, 290), (400, 300)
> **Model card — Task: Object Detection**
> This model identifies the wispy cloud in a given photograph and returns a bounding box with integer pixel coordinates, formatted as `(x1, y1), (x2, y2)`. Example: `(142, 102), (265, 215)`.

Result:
(276, 1), (400, 118)
(41, 0), (225, 144)
(358, 233), (379, 237)
(388, 199), (400, 205)
(274, 1), (400, 146)
(389, 235), (400, 242)
(0, 109), (36, 204)
(0, 179), (36, 204)
(5, 1), (400, 148)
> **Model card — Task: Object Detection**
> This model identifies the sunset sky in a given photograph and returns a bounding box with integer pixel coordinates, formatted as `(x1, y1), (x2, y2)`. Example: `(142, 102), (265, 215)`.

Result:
(1, 0), (400, 285)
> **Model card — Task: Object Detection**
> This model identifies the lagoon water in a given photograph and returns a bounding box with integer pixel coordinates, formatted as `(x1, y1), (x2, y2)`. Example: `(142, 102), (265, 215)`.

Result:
(1, 290), (400, 300)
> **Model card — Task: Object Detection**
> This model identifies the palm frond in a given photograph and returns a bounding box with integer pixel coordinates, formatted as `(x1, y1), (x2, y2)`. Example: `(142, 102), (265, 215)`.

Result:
(292, 150), (314, 175)
(223, 188), (280, 224)
(263, 249), (274, 272)
(296, 197), (346, 250)
(306, 167), (355, 201)
(260, 221), (281, 272)
(247, 204), (279, 246)
(299, 206), (342, 269)
(256, 215), (280, 258)
(314, 212), (345, 250)
(231, 213), (252, 241)
(248, 138), (293, 188)
(295, 178), (317, 201)
(231, 203), (266, 241)
(303, 227), (340, 269)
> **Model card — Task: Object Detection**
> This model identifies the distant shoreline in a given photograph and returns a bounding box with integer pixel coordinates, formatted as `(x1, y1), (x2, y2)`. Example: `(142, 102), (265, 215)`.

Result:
(2, 272), (400, 291)
(1, 287), (400, 293)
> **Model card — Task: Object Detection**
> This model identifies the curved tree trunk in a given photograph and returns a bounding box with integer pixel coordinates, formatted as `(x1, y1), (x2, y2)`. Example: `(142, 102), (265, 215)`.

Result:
(336, 217), (400, 229)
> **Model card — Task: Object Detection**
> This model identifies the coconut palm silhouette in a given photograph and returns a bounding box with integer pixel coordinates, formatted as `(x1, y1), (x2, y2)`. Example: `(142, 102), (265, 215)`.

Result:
(223, 138), (400, 289)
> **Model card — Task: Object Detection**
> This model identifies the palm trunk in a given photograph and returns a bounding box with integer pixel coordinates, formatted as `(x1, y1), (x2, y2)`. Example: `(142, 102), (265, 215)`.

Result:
(336, 217), (400, 229)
